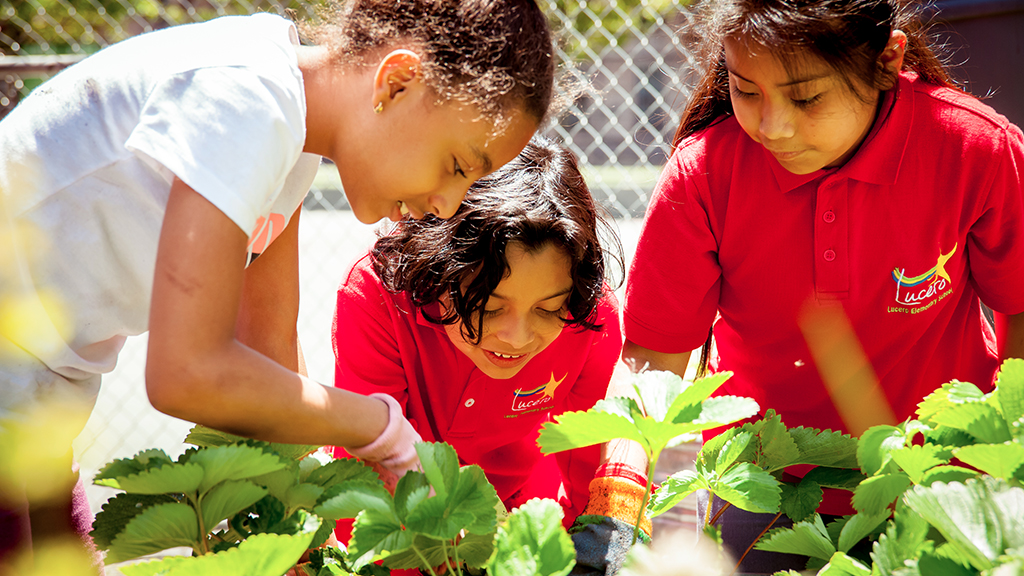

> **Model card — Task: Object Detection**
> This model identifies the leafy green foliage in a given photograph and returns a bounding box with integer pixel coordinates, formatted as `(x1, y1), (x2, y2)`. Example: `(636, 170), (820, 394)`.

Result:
(316, 442), (503, 576)
(741, 359), (1024, 575)
(486, 498), (576, 576)
(90, 426), (381, 574)
(539, 370), (758, 541)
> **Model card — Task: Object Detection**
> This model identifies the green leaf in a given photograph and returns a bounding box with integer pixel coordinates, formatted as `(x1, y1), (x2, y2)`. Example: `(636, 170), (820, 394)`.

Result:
(282, 483), (325, 511)
(304, 457), (378, 488)
(315, 482), (396, 523)
(629, 370), (688, 421)
(90, 493), (178, 550)
(953, 442), (1024, 480)
(537, 410), (643, 455)
(755, 514), (836, 560)
(917, 382), (985, 425)
(715, 431), (754, 475)
(754, 411), (801, 473)
(852, 473), (911, 515)
(185, 425), (319, 462)
(348, 508), (414, 562)
(996, 359), (1024, 438)
(393, 472), (431, 520)
(94, 449), (174, 480)
(105, 502), (201, 564)
(487, 498), (575, 576)
(118, 511), (321, 576)
(696, 427), (743, 475)
(670, 372), (733, 416)
(789, 427), (860, 469)
(858, 425), (905, 476)
(902, 477), (1024, 571)
(406, 464), (501, 539)
(920, 465), (979, 486)
(801, 467), (866, 491)
(188, 444), (288, 493)
(200, 480), (267, 533)
(818, 551), (872, 576)
(712, 461), (781, 514)
(836, 510), (888, 553)
(915, 550), (974, 576)
(94, 461), (205, 495)
(931, 402), (1013, 444)
(779, 479), (823, 523)
(647, 470), (704, 518)
(890, 444), (953, 484)
(416, 442), (460, 502)
(689, 395), (760, 432)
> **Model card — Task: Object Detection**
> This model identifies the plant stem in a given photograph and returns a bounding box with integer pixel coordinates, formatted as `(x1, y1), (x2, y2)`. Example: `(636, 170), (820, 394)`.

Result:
(731, 511), (782, 576)
(412, 543), (439, 576)
(708, 500), (731, 527)
(452, 537), (463, 576)
(632, 448), (660, 546)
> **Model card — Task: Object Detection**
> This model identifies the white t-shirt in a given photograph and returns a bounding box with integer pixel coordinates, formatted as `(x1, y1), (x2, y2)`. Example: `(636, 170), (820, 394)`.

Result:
(0, 14), (319, 416)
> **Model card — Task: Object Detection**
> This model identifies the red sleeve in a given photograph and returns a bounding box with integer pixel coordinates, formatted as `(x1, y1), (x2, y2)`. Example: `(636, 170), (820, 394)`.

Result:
(623, 139), (722, 352)
(331, 255), (411, 407)
(967, 123), (1024, 315)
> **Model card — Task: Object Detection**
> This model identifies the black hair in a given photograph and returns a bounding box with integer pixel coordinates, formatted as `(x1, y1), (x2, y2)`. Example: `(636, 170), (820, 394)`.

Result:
(371, 135), (623, 344)
(302, 0), (556, 126)
(673, 0), (959, 146)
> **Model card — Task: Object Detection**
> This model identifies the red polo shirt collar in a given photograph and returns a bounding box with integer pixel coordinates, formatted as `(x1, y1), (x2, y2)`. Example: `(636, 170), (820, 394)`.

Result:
(765, 73), (914, 193)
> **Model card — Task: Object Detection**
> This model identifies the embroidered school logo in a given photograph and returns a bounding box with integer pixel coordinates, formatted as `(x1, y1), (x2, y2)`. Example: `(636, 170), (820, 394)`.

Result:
(510, 373), (565, 412)
(887, 243), (957, 314)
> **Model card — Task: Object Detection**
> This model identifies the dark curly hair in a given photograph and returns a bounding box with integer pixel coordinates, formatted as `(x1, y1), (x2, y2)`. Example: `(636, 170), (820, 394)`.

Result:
(674, 0), (959, 146)
(371, 135), (623, 344)
(300, 0), (556, 126)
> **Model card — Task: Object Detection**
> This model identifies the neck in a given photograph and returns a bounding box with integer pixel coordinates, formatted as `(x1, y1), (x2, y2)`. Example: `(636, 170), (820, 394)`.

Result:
(297, 46), (362, 160)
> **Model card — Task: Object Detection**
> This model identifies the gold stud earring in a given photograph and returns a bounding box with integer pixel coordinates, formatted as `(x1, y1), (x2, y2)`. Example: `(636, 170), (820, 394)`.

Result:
(374, 101), (384, 114)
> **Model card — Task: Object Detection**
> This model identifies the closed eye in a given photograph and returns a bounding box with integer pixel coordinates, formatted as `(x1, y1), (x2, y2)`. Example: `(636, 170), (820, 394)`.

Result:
(454, 158), (467, 178)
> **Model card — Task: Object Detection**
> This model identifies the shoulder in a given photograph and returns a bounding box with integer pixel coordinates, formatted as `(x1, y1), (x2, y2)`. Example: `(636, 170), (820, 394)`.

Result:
(339, 253), (386, 301)
(906, 74), (1021, 152)
(670, 117), (749, 172)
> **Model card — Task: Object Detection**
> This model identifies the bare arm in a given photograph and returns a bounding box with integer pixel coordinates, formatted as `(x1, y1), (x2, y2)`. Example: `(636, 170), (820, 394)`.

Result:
(996, 311), (1024, 362)
(146, 178), (387, 446)
(599, 340), (695, 471)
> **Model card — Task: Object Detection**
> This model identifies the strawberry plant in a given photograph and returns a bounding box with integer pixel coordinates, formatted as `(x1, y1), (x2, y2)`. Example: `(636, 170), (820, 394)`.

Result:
(756, 358), (1024, 575)
(90, 426), (381, 575)
(537, 370), (761, 543)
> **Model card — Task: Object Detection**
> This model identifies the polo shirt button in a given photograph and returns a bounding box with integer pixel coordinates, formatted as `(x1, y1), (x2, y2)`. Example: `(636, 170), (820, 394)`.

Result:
(823, 249), (836, 261)
(823, 210), (835, 223)
(464, 398), (475, 407)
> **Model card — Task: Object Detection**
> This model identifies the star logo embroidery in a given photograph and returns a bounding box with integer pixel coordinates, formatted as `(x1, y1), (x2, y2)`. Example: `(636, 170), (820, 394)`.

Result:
(541, 373), (566, 400)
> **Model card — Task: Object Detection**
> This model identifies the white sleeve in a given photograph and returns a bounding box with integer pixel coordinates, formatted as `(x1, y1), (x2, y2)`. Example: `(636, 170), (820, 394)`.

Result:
(125, 65), (306, 234)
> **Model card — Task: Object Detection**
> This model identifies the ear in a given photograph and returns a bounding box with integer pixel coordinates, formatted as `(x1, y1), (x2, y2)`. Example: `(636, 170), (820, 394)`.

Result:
(371, 49), (422, 112)
(877, 30), (907, 90)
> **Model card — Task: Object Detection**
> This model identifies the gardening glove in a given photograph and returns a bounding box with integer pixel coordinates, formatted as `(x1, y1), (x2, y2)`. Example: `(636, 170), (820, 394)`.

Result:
(570, 463), (653, 576)
(347, 393), (422, 487)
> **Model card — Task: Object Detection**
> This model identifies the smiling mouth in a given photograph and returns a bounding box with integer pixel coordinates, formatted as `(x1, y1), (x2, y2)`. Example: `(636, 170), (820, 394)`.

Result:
(492, 352), (525, 359)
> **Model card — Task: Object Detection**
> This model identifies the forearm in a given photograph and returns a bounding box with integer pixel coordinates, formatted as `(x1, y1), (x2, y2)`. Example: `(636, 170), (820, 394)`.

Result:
(996, 311), (1024, 361)
(147, 339), (388, 448)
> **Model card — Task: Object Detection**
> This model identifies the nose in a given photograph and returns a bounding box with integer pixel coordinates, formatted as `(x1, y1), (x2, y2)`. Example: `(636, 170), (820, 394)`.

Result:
(492, 312), (534, 350)
(429, 181), (472, 219)
(759, 99), (795, 141)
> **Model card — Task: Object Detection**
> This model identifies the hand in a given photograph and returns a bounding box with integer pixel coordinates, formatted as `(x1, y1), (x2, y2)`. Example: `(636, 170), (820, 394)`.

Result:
(346, 393), (422, 481)
(569, 465), (653, 575)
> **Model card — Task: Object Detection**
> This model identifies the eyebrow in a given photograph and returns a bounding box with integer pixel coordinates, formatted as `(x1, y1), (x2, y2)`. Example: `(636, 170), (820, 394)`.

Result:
(727, 66), (832, 88)
(471, 145), (493, 173)
(490, 286), (573, 302)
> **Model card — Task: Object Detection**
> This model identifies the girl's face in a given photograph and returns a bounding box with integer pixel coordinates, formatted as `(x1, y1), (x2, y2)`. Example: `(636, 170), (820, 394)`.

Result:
(443, 242), (573, 379)
(338, 97), (537, 225)
(724, 36), (881, 175)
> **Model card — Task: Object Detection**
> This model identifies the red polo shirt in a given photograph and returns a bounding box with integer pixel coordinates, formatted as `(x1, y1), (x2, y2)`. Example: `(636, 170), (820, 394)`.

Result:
(332, 254), (621, 524)
(625, 73), (1024, 510)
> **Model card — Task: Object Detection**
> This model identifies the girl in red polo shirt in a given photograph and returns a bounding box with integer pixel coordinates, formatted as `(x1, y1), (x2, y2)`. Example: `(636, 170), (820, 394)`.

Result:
(332, 137), (651, 574)
(623, 0), (1024, 572)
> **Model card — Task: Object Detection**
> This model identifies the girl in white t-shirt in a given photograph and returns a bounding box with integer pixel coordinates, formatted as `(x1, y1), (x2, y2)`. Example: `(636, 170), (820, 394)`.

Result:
(0, 0), (553, 563)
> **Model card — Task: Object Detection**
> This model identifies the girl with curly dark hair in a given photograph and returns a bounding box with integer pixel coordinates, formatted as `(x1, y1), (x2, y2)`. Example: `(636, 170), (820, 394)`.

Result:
(330, 136), (630, 550)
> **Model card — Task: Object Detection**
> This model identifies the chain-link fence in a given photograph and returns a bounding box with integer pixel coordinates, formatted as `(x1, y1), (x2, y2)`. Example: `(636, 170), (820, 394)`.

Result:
(2, 0), (702, 552)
